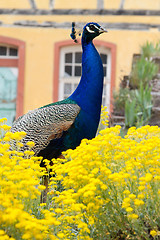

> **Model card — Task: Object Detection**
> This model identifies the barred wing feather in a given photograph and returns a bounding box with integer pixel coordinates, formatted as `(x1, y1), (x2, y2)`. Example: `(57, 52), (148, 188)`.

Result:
(11, 103), (80, 155)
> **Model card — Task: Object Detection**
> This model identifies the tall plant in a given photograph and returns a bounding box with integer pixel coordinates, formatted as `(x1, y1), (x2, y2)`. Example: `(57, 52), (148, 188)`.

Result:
(130, 56), (158, 89)
(125, 83), (152, 128)
(113, 41), (159, 129)
(135, 82), (152, 127)
(125, 97), (137, 128)
(129, 41), (159, 89)
(141, 41), (160, 58)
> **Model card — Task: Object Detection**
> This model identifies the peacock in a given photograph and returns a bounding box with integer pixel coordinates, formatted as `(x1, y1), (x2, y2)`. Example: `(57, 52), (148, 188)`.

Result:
(11, 22), (107, 159)
(11, 23), (107, 200)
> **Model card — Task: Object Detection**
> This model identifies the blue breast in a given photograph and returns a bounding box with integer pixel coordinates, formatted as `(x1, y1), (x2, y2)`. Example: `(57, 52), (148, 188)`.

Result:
(38, 32), (104, 160)
(68, 39), (104, 140)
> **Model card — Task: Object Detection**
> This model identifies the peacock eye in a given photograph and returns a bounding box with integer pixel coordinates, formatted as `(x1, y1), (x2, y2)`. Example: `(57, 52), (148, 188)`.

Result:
(89, 25), (95, 31)
(86, 24), (99, 33)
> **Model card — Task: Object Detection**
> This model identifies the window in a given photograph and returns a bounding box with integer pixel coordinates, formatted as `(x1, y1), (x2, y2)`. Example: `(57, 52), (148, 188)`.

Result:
(59, 45), (111, 111)
(0, 38), (25, 126)
(0, 45), (18, 58)
(0, 46), (18, 126)
(64, 52), (82, 77)
(60, 48), (82, 99)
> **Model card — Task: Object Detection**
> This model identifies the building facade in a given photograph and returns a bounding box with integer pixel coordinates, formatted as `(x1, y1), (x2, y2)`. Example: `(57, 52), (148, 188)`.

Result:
(0, 0), (160, 125)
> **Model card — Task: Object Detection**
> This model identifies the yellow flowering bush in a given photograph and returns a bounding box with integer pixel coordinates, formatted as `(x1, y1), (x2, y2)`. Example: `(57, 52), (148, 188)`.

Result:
(1, 115), (160, 239)
(50, 124), (160, 239)
(0, 119), (61, 240)
(100, 106), (109, 127)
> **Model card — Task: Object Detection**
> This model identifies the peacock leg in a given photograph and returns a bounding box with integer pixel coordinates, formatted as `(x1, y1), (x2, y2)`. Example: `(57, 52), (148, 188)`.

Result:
(40, 155), (64, 203)
(40, 175), (49, 203)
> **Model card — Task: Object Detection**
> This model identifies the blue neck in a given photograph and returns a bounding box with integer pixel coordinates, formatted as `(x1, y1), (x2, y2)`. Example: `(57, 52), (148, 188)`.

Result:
(69, 38), (104, 121)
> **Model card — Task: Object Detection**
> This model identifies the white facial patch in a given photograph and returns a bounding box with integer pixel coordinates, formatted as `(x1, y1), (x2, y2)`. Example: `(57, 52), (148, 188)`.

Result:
(86, 26), (95, 33)
(86, 24), (101, 34)
(86, 25), (95, 33)
(94, 25), (100, 30)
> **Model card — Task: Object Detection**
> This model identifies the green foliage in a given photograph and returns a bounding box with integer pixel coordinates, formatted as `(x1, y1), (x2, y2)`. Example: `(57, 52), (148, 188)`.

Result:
(129, 41), (159, 89)
(125, 83), (152, 128)
(113, 41), (159, 129)
(135, 82), (152, 127)
(130, 56), (158, 88)
(141, 41), (160, 58)
(154, 41), (160, 56)
(113, 88), (134, 114)
(125, 98), (137, 128)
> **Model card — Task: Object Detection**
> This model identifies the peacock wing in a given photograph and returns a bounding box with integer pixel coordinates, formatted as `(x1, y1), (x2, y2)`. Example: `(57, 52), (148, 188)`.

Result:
(11, 103), (80, 155)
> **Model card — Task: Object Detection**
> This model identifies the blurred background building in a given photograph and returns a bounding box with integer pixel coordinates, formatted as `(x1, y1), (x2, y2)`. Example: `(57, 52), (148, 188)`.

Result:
(0, 0), (160, 125)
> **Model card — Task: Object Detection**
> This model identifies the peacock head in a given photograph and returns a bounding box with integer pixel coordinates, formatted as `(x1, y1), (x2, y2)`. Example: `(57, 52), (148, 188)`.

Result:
(70, 22), (107, 44)
(82, 22), (107, 43)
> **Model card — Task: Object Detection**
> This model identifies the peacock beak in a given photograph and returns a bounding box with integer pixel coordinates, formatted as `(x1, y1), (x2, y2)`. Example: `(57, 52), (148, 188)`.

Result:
(99, 27), (108, 34)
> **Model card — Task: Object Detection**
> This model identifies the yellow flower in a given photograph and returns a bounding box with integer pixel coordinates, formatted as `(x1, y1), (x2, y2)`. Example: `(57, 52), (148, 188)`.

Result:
(123, 190), (130, 195)
(123, 197), (131, 203)
(55, 208), (63, 214)
(126, 207), (133, 212)
(57, 232), (65, 239)
(134, 199), (144, 206)
(150, 230), (157, 237)
(0, 117), (7, 123)
(1, 125), (11, 131)
(0, 230), (5, 235)
(129, 194), (136, 199)
(40, 203), (46, 207)
(145, 173), (153, 182)
(137, 193), (145, 199)
(22, 233), (31, 239)
(83, 191), (95, 198)
(122, 202), (130, 209)
(24, 150), (35, 156)
(17, 142), (24, 148)
(26, 141), (35, 148)
(138, 186), (145, 191)
(3, 136), (10, 142)
(38, 185), (46, 190)
(128, 214), (138, 219)
(1, 122), (160, 239)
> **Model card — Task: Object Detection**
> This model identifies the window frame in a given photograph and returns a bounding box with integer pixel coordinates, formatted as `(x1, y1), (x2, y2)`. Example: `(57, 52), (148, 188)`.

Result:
(0, 36), (25, 118)
(54, 40), (116, 113)
(59, 45), (82, 100)
(0, 45), (18, 59)
(59, 45), (111, 108)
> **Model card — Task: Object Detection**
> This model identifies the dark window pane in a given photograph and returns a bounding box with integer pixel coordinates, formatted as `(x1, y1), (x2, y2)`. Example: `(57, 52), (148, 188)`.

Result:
(75, 66), (81, 76)
(64, 83), (72, 94)
(75, 52), (82, 63)
(100, 54), (107, 64)
(0, 46), (7, 56)
(9, 48), (18, 56)
(65, 53), (72, 63)
(65, 65), (72, 76)
(103, 66), (107, 77)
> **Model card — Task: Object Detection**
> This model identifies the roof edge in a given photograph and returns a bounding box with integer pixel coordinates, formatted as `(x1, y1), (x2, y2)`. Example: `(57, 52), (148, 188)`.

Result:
(0, 9), (160, 16)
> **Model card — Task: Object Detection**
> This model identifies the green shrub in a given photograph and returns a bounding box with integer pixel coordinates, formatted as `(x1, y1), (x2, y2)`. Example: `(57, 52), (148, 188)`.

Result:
(130, 56), (158, 89)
